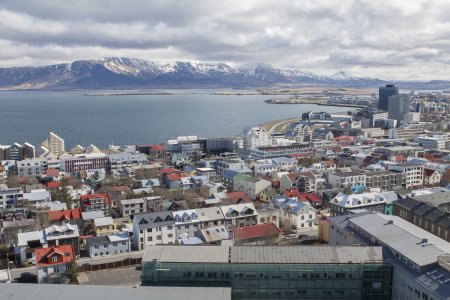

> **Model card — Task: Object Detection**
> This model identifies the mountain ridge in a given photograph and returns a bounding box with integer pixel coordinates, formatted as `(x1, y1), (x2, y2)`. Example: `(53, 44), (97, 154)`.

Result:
(0, 57), (449, 90)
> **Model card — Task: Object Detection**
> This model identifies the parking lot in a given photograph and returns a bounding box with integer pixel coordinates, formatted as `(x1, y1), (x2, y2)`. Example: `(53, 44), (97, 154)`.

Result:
(79, 266), (142, 286)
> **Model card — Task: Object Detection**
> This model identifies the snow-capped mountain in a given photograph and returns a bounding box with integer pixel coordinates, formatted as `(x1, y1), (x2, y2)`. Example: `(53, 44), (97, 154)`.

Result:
(0, 57), (448, 90)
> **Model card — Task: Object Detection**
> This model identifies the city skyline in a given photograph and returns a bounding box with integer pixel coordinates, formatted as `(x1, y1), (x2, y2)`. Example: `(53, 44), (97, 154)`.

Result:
(0, 0), (450, 80)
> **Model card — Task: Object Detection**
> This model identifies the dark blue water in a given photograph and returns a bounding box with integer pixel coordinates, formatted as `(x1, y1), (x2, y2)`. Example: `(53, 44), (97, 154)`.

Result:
(0, 90), (352, 148)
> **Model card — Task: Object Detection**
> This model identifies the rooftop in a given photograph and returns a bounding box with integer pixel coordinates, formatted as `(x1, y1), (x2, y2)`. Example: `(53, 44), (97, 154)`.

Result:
(142, 245), (383, 264)
(0, 284), (231, 300)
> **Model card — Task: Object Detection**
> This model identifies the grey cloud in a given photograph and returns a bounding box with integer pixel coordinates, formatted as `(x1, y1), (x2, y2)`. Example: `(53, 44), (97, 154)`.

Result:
(0, 0), (449, 80)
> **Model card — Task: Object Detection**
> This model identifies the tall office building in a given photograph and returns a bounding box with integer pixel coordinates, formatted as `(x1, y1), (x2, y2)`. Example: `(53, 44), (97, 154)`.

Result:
(40, 132), (65, 156)
(388, 94), (410, 124)
(378, 84), (399, 111)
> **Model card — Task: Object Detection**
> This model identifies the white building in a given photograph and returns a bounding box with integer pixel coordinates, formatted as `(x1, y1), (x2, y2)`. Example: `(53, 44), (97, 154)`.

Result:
(415, 135), (447, 150)
(172, 209), (200, 238)
(132, 212), (176, 250)
(119, 198), (146, 219)
(40, 132), (65, 157)
(279, 198), (317, 230)
(388, 163), (424, 189)
(16, 158), (47, 177)
(220, 203), (257, 229)
(243, 127), (273, 149)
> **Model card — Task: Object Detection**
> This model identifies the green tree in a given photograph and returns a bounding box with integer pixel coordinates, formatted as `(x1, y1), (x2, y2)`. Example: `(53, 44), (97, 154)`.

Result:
(51, 186), (74, 207)
(66, 261), (80, 283)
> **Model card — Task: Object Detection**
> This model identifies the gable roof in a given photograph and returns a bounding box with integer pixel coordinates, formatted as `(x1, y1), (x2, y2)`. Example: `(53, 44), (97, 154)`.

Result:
(234, 223), (281, 240)
(226, 192), (252, 204)
(35, 244), (75, 266)
(81, 192), (111, 206)
(48, 208), (81, 222)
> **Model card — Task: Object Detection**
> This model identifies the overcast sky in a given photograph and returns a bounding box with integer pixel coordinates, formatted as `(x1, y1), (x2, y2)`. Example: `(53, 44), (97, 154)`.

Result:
(0, 0), (449, 80)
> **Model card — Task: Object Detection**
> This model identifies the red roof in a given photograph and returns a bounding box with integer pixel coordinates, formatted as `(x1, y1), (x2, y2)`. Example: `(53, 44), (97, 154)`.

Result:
(159, 167), (178, 175)
(46, 168), (60, 177)
(35, 244), (75, 267)
(424, 168), (437, 176)
(46, 181), (62, 189)
(48, 208), (81, 222)
(234, 223), (281, 240)
(81, 192), (111, 206)
(284, 189), (322, 203)
(394, 155), (406, 162)
(111, 186), (131, 193)
(226, 192), (252, 204)
(151, 145), (165, 151)
(167, 173), (182, 181)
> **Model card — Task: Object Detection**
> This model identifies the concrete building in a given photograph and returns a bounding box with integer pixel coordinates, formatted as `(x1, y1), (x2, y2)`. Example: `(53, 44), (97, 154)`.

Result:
(16, 158), (47, 177)
(118, 198), (146, 219)
(220, 203), (257, 229)
(132, 212), (176, 250)
(141, 245), (391, 300)
(172, 209), (200, 238)
(279, 199), (317, 229)
(60, 153), (108, 173)
(388, 126), (425, 139)
(415, 135), (447, 150)
(388, 94), (410, 124)
(388, 163), (424, 189)
(329, 192), (388, 216)
(86, 233), (131, 257)
(0, 187), (24, 210)
(108, 152), (148, 169)
(327, 172), (366, 189)
(40, 132), (65, 157)
(243, 127), (273, 149)
(329, 213), (450, 300)
(379, 84), (399, 111)
(197, 206), (226, 229)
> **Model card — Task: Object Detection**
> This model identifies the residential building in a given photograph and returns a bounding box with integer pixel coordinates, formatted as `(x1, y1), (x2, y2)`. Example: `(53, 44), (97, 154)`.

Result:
(279, 199), (317, 229)
(279, 172), (316, 193)
(327, 171), (366, 189)
(423, 168), (442, 186)
(108, 152), (148, 169)
(415, 135), (447, 150)
(256, 207), (280, 228)
(16, 158), (47, 177)
(80, 193), (112, 216)
(16, 223), (80, 264)
(93, 217), (118, 236)
(132, 212), (176, 250)
(35, 244), (75, 284)
(141, 245), (391, 300)
(220, 203), (257, 229)
(118, 198), (146, 219)
(172, 209), (200, 238)
(388, 126), (425, 139)
(243, 127), (273, 149)
(23, 189), (51, 207)
(248, 144), (311, 159)
(329, 192), (388, 216)
(197, 206), (226, 229)
(365, 170), (404, 191)
(86, 233), (130, 257)
(0, 187), (24, 209)
(388, 163), (424, 189)
(40, 132), (65, 157)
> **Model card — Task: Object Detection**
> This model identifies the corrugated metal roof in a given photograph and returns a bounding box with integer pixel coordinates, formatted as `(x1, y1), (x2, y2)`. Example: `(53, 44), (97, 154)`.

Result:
(0, 284), (231, 300)
(142, 245), (230, 263)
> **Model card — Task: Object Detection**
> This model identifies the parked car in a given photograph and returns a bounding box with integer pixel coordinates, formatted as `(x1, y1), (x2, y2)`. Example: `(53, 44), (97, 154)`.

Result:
(17, 272), (37, 283)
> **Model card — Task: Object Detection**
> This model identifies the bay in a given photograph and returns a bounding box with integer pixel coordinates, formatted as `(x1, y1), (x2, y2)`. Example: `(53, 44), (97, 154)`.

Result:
(0, 89), (353, 148)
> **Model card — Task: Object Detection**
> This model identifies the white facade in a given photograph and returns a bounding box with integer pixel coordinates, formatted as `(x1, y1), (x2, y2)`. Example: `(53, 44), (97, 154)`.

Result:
(132, 212), (176, 250)
(172, 209), (200, 238)
(40, 132), (65, 157)
(16, 158), (47, 177)
(415, 135), (446, 150)
(243, 127), (273, 149)
(279, 199), (317, 230)
(388, 164), (423, 189)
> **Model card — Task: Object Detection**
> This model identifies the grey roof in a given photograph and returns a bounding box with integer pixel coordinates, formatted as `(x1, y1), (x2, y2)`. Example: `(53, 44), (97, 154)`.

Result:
(133, 211), (175, 228)
(197, 207), (225, 222)
(231, 246), (382, 264)
(142, 245), (383, 264)
(120, 198), (145, 205)
(81, 210), (105, 220)
(0, 284), (231, 300)
(349, 213), (450, 267)
(412, 191), (450, 206)
(142, 245), (230, 263)
(94, 216), (113, 227)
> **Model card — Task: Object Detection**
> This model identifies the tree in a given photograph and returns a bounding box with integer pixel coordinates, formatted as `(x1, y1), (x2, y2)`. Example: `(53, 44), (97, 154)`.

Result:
(51, 186), (74, 207)
(66, 261), (80, 283)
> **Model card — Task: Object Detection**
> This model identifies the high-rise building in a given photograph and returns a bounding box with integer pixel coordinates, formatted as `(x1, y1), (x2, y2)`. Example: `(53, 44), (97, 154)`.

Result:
(40, 132), (65, 156)
(378, 84), (399, 111)
(388, 94), (410, 124)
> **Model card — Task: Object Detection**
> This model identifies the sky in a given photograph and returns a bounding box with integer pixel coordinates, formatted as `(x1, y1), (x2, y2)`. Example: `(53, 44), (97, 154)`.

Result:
(0, 0), (449, 80)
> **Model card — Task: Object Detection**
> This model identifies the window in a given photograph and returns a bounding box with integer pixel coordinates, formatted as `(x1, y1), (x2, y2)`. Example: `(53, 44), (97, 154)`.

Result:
(156, 235), (162, 240)
(51, 256), (59, 262)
